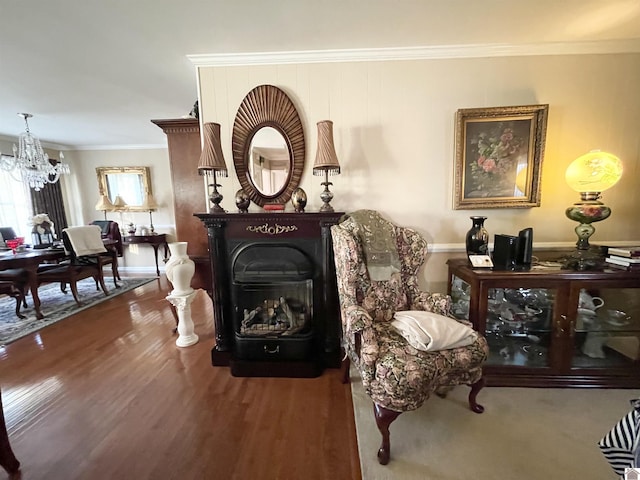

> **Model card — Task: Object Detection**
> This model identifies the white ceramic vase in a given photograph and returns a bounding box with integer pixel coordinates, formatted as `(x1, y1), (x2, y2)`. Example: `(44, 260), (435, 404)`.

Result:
(166, 242), (195, 296)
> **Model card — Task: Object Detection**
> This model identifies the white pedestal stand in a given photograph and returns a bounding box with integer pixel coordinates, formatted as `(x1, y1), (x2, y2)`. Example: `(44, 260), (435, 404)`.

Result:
(165, 241), (198, 347)
(166, 291), (199, 347)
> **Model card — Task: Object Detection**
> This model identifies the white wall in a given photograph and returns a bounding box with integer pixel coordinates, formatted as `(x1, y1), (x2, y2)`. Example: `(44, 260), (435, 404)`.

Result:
(63, 147), (175, 273)
(4, 52), (640, 291)
(196, 52), (640, 291)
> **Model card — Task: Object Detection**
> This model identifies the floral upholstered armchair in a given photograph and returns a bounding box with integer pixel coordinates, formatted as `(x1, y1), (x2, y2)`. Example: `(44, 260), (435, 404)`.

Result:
(331, 210), (489, 465)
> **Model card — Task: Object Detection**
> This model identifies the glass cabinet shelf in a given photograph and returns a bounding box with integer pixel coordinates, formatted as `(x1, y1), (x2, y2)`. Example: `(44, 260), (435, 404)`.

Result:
(571, 287), (640, 369)
(447, 258), (640, 388)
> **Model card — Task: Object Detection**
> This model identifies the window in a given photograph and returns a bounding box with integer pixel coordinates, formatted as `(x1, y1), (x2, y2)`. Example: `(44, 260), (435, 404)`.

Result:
(0, 170), (33, 238)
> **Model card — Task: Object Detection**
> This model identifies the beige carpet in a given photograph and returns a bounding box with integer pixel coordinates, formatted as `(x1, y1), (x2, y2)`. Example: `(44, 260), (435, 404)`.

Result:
(351, 370), (639, 480)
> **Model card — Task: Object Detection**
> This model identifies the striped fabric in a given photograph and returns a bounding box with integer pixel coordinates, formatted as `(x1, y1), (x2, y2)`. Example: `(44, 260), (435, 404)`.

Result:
(598, 399), (640, 476)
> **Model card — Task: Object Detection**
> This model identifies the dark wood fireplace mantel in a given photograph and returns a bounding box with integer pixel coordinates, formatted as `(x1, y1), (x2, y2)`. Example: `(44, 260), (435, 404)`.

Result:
(196, 211), (344, 377)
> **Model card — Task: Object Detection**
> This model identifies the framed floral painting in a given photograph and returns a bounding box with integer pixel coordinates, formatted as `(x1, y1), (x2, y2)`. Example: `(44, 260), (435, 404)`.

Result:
(454, 104), (549, 209)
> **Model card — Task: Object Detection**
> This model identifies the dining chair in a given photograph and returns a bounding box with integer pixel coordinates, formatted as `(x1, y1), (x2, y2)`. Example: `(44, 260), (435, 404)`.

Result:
(37, 226), (109, 304)
(90, 220), (122, 288)
(0, 229), (29, 306)
(0, 281), (26, 319)
(0, 228), (17, 248)
(0, 269), (28, 310)
(90, 220), (123, 256)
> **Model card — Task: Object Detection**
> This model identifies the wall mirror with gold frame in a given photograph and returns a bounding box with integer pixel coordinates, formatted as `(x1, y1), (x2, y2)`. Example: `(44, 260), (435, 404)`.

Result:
(96, 166), (151, 211)
(232, 84), (305, 206)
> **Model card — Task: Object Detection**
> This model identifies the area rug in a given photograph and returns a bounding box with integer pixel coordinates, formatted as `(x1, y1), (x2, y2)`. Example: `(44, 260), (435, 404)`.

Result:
(350, 368), (636, 479)
(0, 277), (155, 345)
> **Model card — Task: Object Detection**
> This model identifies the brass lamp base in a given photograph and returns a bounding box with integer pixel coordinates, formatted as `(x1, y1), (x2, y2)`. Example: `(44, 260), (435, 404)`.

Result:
(209, 184), (225, 213)
(318, 170), (335, 213)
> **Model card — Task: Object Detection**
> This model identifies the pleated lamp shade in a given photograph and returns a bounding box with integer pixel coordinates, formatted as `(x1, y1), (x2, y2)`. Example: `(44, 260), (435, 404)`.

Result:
(142, 193), (159, 211)
(112, 195), (127, 210)
(313, 120), (340, 176)
(94, 195), (114, 212)
(197, 122), (228, 177)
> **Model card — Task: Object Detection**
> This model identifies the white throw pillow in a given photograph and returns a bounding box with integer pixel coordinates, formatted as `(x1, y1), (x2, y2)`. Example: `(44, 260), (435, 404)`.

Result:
(391, 310), (477, 352)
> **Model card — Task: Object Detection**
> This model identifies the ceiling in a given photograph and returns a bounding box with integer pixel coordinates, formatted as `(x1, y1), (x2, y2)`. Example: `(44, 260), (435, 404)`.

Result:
(1, 0), (639, 150)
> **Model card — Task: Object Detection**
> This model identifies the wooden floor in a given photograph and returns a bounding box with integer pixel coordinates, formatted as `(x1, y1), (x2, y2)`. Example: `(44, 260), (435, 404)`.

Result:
(0, 276), (362, 480)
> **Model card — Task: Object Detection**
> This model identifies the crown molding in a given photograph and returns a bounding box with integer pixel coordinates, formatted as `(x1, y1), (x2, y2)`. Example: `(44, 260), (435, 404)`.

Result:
(188, 39), (640, 67)
(66, 143), (168, 151)
(0, 134), (71, 152)
(0, 134), (169, 151)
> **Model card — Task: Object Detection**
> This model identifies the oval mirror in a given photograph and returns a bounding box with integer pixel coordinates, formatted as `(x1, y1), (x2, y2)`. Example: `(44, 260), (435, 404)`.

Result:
(232, 85), (305, 207)
(248, 126), (290, 196)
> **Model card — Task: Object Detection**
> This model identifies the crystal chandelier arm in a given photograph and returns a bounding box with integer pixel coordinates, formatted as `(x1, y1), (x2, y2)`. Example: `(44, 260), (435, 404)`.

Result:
(0, 154), (16, 172)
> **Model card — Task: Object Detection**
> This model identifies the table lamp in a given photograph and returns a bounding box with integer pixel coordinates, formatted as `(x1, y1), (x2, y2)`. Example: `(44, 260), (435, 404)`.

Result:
(112, 195), (127, 210)
(94, 195), (114, 220)
(313, 120), (341, 212)
(112, 195), (128, 235)
(197, 122), (228, 213)
(142, 193), (159, 234)
(564, 150), (623, 269)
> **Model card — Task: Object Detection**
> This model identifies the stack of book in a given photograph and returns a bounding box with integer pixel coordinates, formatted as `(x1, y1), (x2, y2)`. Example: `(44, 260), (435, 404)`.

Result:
(605, 246), (640, 270)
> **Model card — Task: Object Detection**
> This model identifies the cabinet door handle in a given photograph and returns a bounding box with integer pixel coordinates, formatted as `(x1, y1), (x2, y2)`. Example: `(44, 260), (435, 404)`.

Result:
(556, 315), (567, 335)
(569, 318), (576, 337)
(264, 345), (280, 354)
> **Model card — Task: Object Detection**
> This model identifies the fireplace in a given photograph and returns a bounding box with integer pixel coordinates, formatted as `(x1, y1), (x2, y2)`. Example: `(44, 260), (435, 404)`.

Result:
(196, 212), (343, 377)
(232, 244), (314, 361)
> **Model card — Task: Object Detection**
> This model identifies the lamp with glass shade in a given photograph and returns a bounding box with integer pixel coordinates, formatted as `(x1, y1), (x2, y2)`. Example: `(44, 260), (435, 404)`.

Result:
(564, 150), (623, 270)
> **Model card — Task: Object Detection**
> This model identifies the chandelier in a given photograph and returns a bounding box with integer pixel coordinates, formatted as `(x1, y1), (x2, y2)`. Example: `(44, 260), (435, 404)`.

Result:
(0, 113), (70, 191)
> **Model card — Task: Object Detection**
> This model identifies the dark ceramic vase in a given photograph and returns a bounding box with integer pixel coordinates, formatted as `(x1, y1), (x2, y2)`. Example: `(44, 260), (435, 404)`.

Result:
(465, 216), (489, 256)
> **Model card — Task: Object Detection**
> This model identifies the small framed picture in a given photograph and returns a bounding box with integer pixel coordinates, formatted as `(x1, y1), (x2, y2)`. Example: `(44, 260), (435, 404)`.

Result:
(454, 104), (549, 209)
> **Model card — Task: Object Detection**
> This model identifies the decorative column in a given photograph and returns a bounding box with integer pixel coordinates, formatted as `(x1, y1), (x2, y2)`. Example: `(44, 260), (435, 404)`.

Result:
(165, 242), (199, 347)
(166, 291), (199, 347)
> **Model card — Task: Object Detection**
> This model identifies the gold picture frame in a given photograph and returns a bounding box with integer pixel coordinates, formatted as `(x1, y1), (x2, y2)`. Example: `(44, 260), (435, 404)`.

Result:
(96, 166), (152, 212)
(454, 104), (549, 209)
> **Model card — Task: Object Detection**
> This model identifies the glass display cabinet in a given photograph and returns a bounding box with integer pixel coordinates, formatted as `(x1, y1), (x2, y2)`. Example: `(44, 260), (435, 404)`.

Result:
(447, 258), (640, 387)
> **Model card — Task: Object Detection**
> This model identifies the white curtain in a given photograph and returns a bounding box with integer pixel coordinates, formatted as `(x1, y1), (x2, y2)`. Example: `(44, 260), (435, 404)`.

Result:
(0, 170), (33, 239)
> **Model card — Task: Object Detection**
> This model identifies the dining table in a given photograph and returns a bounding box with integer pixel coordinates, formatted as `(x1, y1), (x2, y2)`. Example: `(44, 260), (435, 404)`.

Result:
(0, 248), (67, 319)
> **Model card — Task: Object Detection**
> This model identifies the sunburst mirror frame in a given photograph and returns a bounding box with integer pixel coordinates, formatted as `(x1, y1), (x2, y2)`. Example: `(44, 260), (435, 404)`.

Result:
(232, 84), (305, 207)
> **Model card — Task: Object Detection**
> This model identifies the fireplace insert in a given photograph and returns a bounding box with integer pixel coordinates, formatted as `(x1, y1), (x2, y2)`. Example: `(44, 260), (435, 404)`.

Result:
(231, 243), (317, 362)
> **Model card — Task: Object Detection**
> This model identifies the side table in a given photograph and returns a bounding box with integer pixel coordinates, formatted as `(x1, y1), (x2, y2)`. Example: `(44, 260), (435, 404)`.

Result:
(122, 234), (169, 276)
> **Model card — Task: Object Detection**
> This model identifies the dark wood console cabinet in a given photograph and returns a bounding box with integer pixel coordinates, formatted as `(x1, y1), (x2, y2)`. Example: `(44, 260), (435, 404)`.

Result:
(447, 258), (640, 388)
(196, 212), (344, 377)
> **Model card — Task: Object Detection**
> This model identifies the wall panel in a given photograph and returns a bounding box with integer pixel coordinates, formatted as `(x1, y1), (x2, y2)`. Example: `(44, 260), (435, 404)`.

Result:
(197, 53), (640, 291)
